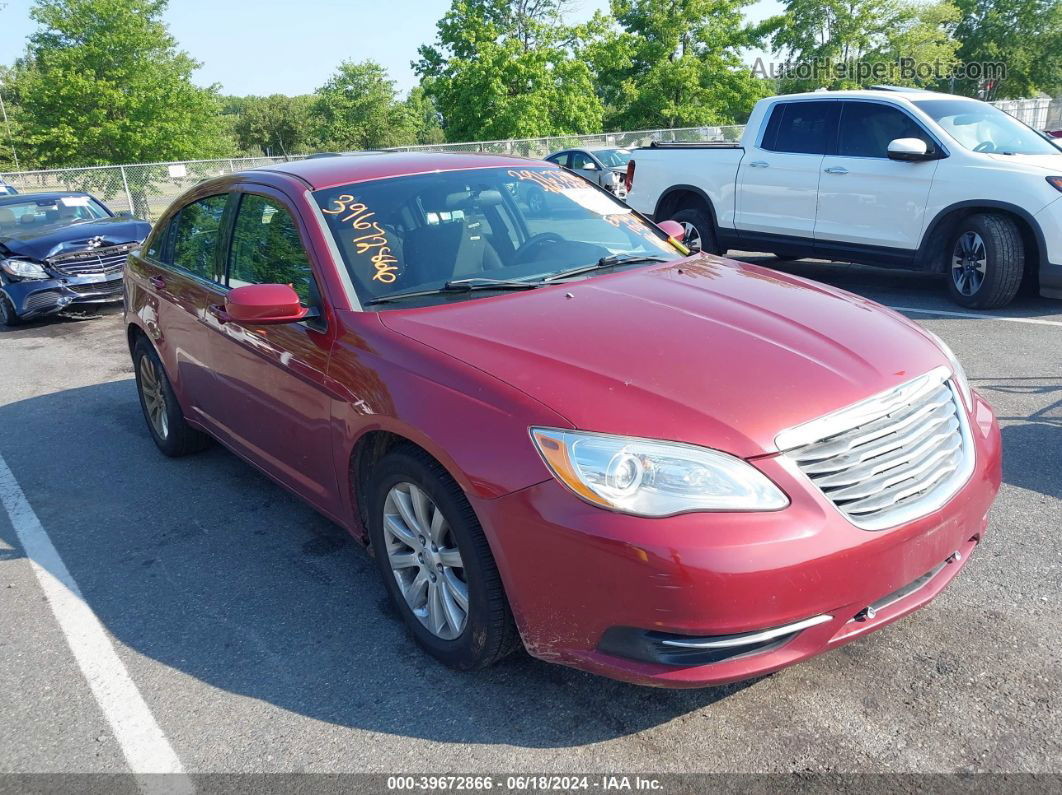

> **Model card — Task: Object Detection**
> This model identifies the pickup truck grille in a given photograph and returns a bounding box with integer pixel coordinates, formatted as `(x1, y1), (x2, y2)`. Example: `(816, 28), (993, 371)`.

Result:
(48, 243), (135, 276)
(777, 368), (973, 531)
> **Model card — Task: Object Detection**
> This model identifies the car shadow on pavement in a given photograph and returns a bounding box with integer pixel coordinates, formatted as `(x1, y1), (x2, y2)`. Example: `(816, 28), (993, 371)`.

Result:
(0, 380), (754, 749)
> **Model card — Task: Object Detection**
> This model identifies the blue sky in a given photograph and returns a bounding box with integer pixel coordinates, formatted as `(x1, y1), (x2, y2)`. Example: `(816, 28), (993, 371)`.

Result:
(0, 0), (780, 97)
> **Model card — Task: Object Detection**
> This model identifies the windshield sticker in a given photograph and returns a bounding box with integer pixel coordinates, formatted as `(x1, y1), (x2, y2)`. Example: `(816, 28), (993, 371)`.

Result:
(60, 196), (90, 207)
(322, 194), (399, 284)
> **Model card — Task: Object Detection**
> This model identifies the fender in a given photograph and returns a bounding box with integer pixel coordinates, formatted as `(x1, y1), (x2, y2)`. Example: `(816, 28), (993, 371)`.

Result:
(653, 184), (721, 231)
(917, 199), (1049, 273)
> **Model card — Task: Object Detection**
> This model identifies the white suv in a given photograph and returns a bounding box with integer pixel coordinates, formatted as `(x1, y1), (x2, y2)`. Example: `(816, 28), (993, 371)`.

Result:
(626, 88), (1062, 308)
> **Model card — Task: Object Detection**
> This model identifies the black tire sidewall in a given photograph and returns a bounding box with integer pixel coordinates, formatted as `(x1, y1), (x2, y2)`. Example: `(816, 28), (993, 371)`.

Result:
(670, 207), (719, 255)
(946, 214), (1023, 309)
(367, 449), (500, 670)
(133, 338), (197, 456)
(0, 292), (20, 327)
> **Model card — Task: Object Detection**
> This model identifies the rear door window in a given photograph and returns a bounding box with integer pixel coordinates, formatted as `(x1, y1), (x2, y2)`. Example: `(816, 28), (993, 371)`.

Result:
(763, 102), (838, 155)
(171, 194), (229, 282)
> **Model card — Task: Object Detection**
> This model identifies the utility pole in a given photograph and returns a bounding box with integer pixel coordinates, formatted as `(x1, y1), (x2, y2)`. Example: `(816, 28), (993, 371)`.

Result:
(0, 80), (20, 172)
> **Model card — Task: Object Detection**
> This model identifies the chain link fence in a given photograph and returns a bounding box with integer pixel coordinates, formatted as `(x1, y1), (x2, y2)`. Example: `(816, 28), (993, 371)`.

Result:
(0, 126), (743, 222)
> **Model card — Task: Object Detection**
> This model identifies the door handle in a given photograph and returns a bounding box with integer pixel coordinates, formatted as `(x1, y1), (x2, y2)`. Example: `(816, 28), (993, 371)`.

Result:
(148, 275), (166, 290)
(824, 166), (849, 175)
(748, 160), (769, 168)
(208, 304), (231, 324)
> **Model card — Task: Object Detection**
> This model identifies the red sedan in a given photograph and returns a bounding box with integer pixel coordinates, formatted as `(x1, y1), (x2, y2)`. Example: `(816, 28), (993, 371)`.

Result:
(125, 153), (1001, 687)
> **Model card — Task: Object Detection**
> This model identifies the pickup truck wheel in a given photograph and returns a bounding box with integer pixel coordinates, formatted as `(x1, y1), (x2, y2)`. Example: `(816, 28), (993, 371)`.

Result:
(670, 208), (719, 255)
(368, 446), (519, 671)
(947, 214), (1024, 309)
(0, 292), (22, 327)
(133, 338), (212, 457)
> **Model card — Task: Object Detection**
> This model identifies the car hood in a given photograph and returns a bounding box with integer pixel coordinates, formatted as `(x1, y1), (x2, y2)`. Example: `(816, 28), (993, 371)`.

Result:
(986, 152), (1062, 171)
(0, 216), (151, 260)
(378, 257), (948, 458)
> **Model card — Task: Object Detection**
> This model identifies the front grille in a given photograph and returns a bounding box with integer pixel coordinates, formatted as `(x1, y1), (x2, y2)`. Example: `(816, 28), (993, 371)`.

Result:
(47, 243), (135, 276)
(777, 367), (973, 531)
(66, 278), (123, 295)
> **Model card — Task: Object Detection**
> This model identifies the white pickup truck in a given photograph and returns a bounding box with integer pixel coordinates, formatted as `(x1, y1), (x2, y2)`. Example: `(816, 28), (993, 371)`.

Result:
(624, 88), (1062, 308)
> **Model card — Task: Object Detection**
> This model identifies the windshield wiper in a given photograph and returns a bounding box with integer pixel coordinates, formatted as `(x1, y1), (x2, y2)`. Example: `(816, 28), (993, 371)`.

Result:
(542, 254), (670, 283)
(364, 277), (542, 305)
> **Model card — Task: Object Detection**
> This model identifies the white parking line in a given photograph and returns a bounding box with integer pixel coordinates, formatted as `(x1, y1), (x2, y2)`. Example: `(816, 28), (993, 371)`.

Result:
(0, 452), (192, 792)
(889, 305), (1062, 327)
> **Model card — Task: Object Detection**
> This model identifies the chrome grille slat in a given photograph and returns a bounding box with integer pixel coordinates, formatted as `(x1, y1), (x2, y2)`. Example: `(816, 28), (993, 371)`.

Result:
(778, 367), (974, 531)
(47, 244), (134, 276)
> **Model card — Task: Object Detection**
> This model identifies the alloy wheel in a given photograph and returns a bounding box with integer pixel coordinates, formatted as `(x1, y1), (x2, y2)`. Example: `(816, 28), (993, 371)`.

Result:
(382, 482), (468, 640)
(138, 355), (169, 440)
(681, 221), (703, 252)
(951, 231), (987, 297)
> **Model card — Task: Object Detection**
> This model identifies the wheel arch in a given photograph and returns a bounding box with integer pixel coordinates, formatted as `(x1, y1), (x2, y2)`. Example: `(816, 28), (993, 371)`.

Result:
(918, 200), (1046, 286)
(653, 185), (719, 230)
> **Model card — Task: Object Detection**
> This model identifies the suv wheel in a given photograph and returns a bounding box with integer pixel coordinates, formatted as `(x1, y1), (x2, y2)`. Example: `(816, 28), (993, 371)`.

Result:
(367, 446), (519, 670)
(670, 207), (719, 255)
(947, 213), (1024, 309)
(133, 337), (212, 456)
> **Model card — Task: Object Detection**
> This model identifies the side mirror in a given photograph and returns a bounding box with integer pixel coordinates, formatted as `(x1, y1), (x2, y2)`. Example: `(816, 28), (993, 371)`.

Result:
(221, 284), (308, 325)
(581, 161), (598, 171)
(887, 138), (931, 162)
(657, 219), (686, 242)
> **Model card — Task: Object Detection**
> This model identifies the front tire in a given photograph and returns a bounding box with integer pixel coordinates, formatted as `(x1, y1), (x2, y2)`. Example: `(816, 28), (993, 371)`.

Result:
(133, 337), (211, 457)
(946, 213), (1024, 309)
(670, 207), (720, 255)
(0, 292), (22, 327)
(367, 446), (519, 670)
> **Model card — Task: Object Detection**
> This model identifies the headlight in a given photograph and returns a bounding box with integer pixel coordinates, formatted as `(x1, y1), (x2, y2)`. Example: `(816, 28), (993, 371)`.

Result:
(0, 258), (49, 280)
(926, 331), (973, 409)
(530, 428), (789, 517)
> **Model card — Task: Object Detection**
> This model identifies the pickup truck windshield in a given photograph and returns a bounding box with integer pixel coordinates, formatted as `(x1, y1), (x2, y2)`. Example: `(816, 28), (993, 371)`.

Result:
(314, 166), (682, 306)
(913, 99), (1060, 156)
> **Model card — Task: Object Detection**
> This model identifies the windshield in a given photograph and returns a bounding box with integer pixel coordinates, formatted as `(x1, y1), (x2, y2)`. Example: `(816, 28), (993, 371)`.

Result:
(594, 149), (632, 167)
(913, 99), (1061, 156)
(0, 195), (110, 233)
(314, 166), (682, 306)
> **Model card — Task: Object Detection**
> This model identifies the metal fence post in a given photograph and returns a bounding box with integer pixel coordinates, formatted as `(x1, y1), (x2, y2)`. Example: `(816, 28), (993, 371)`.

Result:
(119, 165), (134, 214)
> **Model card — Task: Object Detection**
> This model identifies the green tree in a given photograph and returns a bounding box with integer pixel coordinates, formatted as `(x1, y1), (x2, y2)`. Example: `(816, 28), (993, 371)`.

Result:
(591, 0), (770, 130)
(872, 1), (961, 88)
(415, 0), (604, 141)
(313, 60), (416, 150)
(403, 86), (445, 145)
(15, 0), (229, 167)
(952, 0), (1061, 98)
(231, 94), (315, 157)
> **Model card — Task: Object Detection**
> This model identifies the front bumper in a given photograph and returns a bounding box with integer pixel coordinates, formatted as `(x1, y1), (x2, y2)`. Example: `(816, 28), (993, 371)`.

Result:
(472, 391), (1001, 688)
(2, 272), (124, 320)
(1035, 197), (1062, 298)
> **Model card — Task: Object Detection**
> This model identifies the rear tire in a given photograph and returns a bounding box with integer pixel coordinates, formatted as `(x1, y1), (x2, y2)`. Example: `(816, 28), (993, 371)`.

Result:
(670, 207), (720, 255)
(132, 337), (212, 457)
(946, 213), (1023, 309)
(0, 292), (22, 327)
(367, 445), (519, 671)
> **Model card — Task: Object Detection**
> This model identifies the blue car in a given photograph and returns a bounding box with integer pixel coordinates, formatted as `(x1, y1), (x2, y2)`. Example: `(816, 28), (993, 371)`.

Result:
(0, 192), (150, 325)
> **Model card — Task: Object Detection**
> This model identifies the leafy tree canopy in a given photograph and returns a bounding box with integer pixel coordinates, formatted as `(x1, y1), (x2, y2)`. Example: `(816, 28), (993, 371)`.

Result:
(415, 0), (604, 141)
(589, 0), (771, 130)
(313, 59), (417, 150)
(15, 0), (229, 168)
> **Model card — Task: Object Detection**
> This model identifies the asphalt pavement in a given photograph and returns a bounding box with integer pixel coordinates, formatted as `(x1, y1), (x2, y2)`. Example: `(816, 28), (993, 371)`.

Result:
(1, 257), (1060, 778)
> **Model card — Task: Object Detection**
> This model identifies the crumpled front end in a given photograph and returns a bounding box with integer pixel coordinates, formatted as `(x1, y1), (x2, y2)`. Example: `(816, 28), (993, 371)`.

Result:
(2, 242), (133, 320)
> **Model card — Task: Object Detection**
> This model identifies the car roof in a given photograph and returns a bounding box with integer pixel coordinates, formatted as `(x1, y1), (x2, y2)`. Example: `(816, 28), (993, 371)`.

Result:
(0, 190), (94, 205)
(251, 151), (554, 191)
(768, 88), (953, 104)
